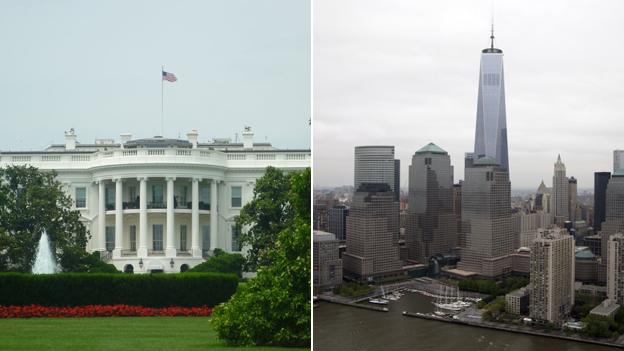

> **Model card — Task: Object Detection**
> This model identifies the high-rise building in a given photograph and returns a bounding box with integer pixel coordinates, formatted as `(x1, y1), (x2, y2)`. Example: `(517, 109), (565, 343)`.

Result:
(457, 157), (514, 278)
(343, 183), (403, 281)
(568, 177), (578, 223)
(328, 205), (349, 241)
(614, 150), (624, 173)
(354, 146), (400, 201)
(594, 172), (612, 232)
(553, 155), (569, 225)
(600, 173), (624, 262)
(607, 233), (624, 305)
(313, 231), (343, 290)
(473, 28), (509, 172)
(529, 228), (575, 325)
(405, 143), (457, 262)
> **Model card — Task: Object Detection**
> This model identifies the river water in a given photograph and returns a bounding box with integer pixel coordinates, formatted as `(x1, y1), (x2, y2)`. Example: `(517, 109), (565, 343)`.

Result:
(313, 293), (616, 351)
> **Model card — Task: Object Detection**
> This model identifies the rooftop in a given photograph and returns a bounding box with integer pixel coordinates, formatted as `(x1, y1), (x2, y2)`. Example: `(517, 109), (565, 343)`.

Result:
(313, 231), (337, 242)
(415, 142), (447, 155)
(473, 156), (499, 166)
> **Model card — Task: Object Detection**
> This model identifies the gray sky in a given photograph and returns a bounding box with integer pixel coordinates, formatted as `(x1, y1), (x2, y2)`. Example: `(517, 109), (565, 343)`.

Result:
(313, 0), (624, 190)
(0, 0), (310, 150)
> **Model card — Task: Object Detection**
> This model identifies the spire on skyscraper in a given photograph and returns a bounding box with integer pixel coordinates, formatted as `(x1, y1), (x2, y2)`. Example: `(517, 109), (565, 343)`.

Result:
(490, 22), (495, 49)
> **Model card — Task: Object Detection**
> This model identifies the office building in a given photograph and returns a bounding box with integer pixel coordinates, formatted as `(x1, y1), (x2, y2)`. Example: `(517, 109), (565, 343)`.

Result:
(354, 146), (400, 201)
(615, 150), (624, 173)
(594, 172), (612, 232)
(569, 177), (578, 223)
(473, 27), (509, 172)
(343, 183), (403, 281)
(552, 155), (569, 225)
(405, 143), (457, 262)
(601, 173), (624, 262)
(328, 205), (349, 241)
(457, 157), (514, 278)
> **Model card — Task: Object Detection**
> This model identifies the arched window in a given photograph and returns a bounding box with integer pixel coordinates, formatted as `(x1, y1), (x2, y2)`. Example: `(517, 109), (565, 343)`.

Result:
(180, 264), (189, 272)
(124, 264), (134, 274)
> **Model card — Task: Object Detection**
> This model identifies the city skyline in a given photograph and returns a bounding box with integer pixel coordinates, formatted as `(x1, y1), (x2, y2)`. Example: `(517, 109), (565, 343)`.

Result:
(314, 0), (624, 189)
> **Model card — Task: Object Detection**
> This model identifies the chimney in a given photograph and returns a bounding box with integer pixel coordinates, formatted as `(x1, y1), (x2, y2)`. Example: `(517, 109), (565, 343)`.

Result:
(187, 130), (198, 148)
(65, 128), (77, 150)
(120, 133), (132, 148)
(242, 126), (253, 149)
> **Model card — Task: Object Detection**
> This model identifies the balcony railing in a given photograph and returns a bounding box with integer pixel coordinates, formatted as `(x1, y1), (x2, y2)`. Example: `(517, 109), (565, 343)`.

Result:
(123, 201), (139, 209)
(147, 202), (166, 209)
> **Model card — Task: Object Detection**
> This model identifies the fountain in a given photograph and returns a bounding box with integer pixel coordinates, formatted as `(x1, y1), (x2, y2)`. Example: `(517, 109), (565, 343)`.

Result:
(32, 231), (58, 274)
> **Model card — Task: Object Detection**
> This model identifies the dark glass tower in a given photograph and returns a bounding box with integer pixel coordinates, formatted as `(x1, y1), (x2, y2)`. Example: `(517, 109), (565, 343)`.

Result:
(473, 27), (509, 172)
(594, 172), (611, 231)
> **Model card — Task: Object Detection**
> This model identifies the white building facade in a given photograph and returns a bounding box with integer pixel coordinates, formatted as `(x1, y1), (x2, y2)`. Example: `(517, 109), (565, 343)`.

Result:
(0, 128), (310, 273)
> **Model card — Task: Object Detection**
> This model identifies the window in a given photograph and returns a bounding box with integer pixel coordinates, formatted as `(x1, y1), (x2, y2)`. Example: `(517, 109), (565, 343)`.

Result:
(231, 186), (242, 208)
(105, 226), (115, 252)
(180, 225), (187, 251)
(200, 186), (210, 203)
(105, 186), (115, 209)
(153, 224), (163, 251)
(152, 184), (163, 204)
(130, 225), (137, 251)
(179, 186), (188, 204)
(424, 158), (432, 165)
(231, 225), (241, 252)
(202, 225), (211, 252)
(128, 186), (137, 203)
(75, 187), (86, 208)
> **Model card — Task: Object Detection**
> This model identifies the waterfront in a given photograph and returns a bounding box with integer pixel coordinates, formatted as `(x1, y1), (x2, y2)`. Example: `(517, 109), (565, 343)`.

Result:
(314, 292), (617, 351)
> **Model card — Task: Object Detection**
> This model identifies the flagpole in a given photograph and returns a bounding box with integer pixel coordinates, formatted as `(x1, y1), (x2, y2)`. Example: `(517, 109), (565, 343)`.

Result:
(161, 65), (164, 136)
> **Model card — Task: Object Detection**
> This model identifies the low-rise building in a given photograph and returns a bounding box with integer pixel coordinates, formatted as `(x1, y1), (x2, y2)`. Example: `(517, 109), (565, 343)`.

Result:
(590, 299), (620, 318)
(505, 285), (530, 315)
(313, 231), (343, 290)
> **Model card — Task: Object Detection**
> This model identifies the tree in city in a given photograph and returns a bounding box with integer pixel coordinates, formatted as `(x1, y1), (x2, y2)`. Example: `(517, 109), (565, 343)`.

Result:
(0, 165), (91, 272)
(212, 167), (310, 347)
(236, 166), (292, 271)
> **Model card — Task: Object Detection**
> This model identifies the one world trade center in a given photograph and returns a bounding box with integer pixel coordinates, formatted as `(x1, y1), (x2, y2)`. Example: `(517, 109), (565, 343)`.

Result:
(473, 27), (509, 172)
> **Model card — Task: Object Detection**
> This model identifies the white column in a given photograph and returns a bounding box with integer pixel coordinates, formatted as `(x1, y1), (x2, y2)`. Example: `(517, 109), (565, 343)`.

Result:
(191, 178), (201, 257)
(113, 178), (123, 258)
(210, 180), (218, 251)
(166, 177), (176, 257)
(98, 180), (106, 251)
(138, 177), (148, 258)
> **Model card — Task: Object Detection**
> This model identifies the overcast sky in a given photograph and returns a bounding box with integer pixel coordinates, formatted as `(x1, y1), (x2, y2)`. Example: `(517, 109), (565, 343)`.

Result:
(0, 0), (309, 150)
(313, 0), (624, 190)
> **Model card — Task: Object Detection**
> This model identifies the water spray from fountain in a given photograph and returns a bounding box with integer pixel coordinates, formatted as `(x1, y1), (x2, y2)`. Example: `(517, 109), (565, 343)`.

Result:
(32, 230), (59, 274)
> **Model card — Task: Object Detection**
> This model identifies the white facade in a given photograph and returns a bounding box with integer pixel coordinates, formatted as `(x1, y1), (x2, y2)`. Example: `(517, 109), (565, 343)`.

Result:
(0, 128), (310, 273)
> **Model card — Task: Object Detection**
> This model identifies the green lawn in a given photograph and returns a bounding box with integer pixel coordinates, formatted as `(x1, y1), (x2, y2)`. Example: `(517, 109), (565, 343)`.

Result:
(0, 317), (309, 351)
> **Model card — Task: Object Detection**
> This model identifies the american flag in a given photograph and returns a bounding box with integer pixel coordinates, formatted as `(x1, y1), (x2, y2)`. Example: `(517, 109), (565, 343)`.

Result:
(162, 70), (177, 82)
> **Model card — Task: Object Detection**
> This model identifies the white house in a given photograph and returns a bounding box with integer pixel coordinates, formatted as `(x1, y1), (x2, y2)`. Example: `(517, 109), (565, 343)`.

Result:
(0, 127), (310, 273)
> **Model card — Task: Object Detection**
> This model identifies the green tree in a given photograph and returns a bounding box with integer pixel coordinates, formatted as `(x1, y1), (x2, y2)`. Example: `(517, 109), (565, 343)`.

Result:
(187, 250), (245, 278)
(0, 166), (90, 272)
(236, 166), (292, 271)
(582, 314), (619, 339)
(212, 168), (310, 347)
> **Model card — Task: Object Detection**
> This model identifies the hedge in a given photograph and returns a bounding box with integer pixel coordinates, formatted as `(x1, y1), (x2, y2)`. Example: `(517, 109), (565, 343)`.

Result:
(0, 272), (238, 307)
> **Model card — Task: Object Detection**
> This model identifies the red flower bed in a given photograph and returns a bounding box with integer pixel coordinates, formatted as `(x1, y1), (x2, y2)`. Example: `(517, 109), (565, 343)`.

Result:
(0, 305), (212, 318)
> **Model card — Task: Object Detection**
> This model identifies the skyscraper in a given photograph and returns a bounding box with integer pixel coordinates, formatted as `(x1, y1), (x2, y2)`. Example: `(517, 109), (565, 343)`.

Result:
(607, 233), (624, 305)
(600, 173), (624, 262)
(406, 143), (457, 262)
(614, 150), (624, 173)
(529, 228), (575, 325)
(594, 172), (612, 231)
(328, 205), (349, 241)
(457, 157), (514, 278)
(473, 27), (509, 171)
(343, 183), (403, 281)
(354, 146), (400, 201)
(568, 177), (578, 223)
(553, 155), (569, 225)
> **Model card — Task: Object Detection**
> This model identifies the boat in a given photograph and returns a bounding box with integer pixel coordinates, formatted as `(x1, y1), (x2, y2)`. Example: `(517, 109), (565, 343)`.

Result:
(368, 298), (389, 305)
